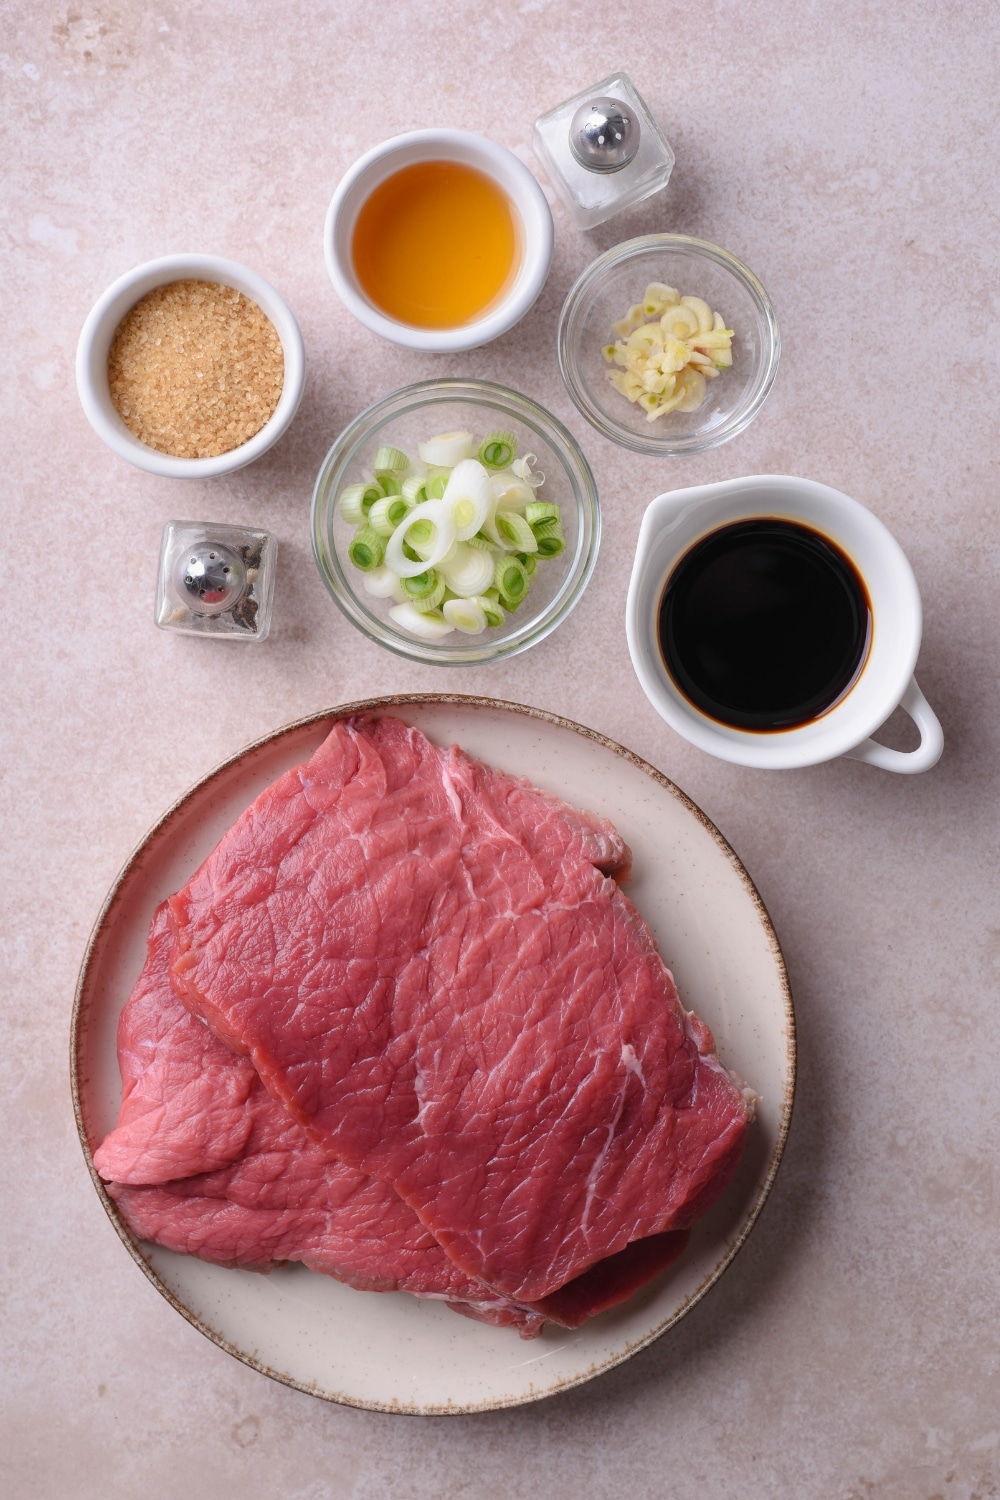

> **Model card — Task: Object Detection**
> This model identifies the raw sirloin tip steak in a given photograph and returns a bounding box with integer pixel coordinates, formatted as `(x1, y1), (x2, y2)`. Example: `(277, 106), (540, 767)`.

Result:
(152, 714), (755, 1312)
(96, 906), (691, 1333)
(95, 908), (547, 1331)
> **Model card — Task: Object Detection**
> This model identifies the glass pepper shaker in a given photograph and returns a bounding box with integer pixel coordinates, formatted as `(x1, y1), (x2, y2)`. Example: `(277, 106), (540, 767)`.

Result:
(155, 520), (277, 641)
(532, 72), (675, 231)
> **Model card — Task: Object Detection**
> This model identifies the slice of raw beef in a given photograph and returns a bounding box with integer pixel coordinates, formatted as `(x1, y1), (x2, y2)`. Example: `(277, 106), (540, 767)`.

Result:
(169, 716), (755, 1304)
(95, 908), (544, 1330)
(96, 906), (696, 1334)
(93, 907), (257, 1187)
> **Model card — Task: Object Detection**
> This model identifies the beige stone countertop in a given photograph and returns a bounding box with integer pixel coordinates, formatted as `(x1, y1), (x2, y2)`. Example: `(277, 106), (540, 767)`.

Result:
(3, 3), (999, 1496)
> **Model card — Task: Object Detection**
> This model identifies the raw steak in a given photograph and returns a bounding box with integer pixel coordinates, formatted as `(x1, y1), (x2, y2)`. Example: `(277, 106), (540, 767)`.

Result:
(95, 908), (544, 1330)
(96, 907), (690, 1332)
(97, 906), (701, 1332)
(169, 716), (755, 1303)
(94, 907), (257, 1187)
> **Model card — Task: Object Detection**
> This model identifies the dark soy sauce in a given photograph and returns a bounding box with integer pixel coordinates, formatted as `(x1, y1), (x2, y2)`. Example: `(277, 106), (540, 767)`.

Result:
(658, 518), (872, 732)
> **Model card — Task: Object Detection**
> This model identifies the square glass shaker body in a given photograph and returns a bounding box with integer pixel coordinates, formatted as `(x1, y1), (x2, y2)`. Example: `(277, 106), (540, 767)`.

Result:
(533, 73), (675, 230)
(156, 520), (277, 641)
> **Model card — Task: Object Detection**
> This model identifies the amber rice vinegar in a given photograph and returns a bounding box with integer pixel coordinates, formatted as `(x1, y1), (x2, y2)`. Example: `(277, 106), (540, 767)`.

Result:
(351, 160), (521, 328)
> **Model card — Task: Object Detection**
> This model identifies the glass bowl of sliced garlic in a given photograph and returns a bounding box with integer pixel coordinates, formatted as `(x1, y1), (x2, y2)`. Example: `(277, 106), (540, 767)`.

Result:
(312, 379), (600, 664)
(558, 235), (780, 456)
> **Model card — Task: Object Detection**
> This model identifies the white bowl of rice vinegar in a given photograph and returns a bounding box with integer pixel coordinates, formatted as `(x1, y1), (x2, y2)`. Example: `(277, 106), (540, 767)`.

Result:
(325, 130), (553, 352)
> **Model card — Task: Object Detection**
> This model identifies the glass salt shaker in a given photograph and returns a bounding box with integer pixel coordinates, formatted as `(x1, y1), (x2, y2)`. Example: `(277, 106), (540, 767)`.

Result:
(532, 72), (675, 231)
(155, 520), (277, 641)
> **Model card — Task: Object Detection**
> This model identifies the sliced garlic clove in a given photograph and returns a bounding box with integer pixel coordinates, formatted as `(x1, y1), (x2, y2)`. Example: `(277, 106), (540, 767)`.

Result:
(659, 304), (700, 340)
(643, 282), (680, 314)
(681, 296), (714, 333)
(676, 368), (708, 412)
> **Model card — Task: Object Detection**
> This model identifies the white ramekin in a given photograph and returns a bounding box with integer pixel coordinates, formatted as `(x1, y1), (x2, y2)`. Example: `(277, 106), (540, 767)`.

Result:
(76, 254), (306, 479)
(324, 130), (554, 353)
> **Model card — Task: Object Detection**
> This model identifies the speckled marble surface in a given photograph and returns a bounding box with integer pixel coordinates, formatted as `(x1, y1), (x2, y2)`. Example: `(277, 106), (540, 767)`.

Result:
(3, 3), (999, 1496)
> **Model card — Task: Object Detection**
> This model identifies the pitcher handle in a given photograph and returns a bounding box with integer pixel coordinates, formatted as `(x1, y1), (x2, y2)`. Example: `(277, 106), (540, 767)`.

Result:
(844, 677), (943, 773)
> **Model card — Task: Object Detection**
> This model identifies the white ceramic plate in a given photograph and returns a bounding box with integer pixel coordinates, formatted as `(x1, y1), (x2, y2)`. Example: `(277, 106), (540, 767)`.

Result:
(72, 696), (794, 1414)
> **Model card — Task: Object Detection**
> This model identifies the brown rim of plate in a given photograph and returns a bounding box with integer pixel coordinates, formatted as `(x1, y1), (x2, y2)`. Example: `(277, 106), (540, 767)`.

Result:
(70, 692), (796, 1415)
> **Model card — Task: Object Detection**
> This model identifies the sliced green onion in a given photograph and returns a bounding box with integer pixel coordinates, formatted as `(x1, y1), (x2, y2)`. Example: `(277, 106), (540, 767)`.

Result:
(351, 426), (564, 643)
(372, 445), (410, 472)
(478, 592), (505, 628)
(368, 495), (411, 536)
(512, 453), (544, 488)
(402, 569), (441, 601)
(339, 482), (381, 525)
(418, 431), (475, 467)
(362, 564), (403, 599)
(494, 554), (528, 604)
(535, 530), (565, 558)
(388, 602), (454, 639)
(401, 474), (428, 505)
(442, 597), (488, 634)
(495, 511), (537, 552)
(490, 475), (533, 512)
(530, 517), (561, 540)
(402, 572), (446, 612)
(525, 501), (559, 527)
(348, 527), (385, 571)
(407, 589), (446, 614)
(407, 518), (435, 551)
(442, 459), (492, 541)
(477, 430), (517, 470)
(481, 506), (515, 552)
(438, 541), (495, 598)
(385, 500), (457, 577)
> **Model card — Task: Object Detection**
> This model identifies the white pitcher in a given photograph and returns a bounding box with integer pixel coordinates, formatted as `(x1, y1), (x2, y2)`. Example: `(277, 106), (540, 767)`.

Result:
(626, 475), (943, 773)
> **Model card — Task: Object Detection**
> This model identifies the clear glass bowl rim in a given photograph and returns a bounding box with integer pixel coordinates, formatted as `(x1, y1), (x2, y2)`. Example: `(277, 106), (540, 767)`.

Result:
(557, 233), (780, 457)
(311, 378), (601, 665)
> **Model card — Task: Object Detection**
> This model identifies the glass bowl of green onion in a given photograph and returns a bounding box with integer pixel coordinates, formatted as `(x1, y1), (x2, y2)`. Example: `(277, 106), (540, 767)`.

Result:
(311, 379), (600, 664)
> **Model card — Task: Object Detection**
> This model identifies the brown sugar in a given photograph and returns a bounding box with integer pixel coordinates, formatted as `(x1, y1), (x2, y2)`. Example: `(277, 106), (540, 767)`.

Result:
(107, 280), (285, 458)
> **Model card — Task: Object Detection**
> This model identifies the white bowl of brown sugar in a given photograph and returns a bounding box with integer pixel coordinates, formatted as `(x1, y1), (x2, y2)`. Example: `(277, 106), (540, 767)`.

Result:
(76, 254), (306, 479)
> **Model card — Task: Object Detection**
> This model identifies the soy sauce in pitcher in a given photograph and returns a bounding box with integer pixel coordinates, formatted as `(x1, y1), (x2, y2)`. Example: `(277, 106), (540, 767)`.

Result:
(658, 518), (872, 732)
